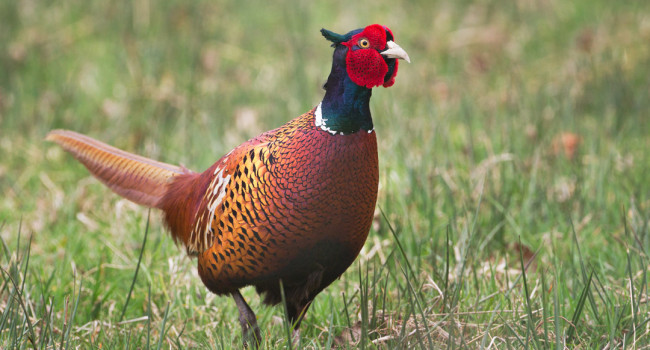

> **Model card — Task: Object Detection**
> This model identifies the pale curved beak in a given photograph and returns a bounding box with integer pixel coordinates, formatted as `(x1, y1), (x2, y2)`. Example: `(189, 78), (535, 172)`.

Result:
(381, 41), (411, 63)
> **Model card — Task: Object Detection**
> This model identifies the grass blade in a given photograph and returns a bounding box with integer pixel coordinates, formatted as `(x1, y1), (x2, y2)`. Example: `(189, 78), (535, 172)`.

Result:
(566, 270), (593, 343)
(0, 265), (36, 347)
(325, 296), (335, 349)
(380, 207), (434, 348)
(156, 301), (171, 350)
(518, 238), (540, 349)
(64, 272), (83, 348)
(279, 279), (293, 349)
(541, 268), (550, 349)
(147, 283), (152, 349)
(119, 209), (151, 322)
(569, 218), (600, 324)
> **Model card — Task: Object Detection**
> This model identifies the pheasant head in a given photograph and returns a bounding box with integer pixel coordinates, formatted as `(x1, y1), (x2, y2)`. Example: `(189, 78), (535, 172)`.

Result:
(318, 24), (409, 135)
(321, 24), (410, 89)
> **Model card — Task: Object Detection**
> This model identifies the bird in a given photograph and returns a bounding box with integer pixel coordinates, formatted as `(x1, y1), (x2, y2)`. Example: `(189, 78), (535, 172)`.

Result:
(47, 24), (409, 346)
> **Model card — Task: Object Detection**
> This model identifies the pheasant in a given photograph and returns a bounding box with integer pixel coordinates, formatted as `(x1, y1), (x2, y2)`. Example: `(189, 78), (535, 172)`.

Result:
(47, 24), (409, 346)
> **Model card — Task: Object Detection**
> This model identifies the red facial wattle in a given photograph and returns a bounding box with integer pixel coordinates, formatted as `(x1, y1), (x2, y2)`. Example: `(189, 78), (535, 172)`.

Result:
(382, 59), (399, 88)
(345, 48), (389, 88)
(380, 25), (399, 88)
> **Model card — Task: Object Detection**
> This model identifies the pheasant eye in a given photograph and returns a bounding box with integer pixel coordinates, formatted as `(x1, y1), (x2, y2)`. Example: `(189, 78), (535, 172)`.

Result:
(358, 38), (370, 48)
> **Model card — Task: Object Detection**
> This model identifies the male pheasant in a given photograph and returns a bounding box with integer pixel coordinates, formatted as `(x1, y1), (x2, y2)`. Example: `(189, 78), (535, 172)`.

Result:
(47, 24), (409, 346)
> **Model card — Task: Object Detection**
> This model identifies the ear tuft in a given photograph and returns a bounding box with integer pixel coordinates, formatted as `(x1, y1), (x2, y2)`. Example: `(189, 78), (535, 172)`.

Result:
(321, 28), (348, 47)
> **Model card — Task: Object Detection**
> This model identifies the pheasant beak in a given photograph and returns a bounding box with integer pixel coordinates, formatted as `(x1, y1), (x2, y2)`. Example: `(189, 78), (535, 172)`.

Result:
(381, 41), (411, 63)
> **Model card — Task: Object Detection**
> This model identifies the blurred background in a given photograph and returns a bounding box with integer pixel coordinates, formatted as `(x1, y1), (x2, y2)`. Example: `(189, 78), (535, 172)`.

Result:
(1, 0), (649, 347)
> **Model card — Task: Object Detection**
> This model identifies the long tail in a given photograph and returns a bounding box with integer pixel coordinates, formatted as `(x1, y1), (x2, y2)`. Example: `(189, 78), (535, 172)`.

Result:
(46, 130), (186, 208)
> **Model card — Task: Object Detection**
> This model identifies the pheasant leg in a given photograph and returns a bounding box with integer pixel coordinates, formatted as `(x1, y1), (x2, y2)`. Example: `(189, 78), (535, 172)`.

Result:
(232, 290), (261, 348)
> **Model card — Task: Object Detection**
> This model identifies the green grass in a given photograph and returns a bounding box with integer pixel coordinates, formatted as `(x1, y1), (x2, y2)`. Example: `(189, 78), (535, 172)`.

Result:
(2, 0), (650, 348)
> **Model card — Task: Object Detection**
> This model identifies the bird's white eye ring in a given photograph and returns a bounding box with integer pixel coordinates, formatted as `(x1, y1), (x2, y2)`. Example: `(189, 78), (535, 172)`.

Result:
(358, 38), (370, 48)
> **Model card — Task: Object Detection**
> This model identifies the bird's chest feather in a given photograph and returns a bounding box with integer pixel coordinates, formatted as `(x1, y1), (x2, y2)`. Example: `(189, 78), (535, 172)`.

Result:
(267, 128), (378, 245)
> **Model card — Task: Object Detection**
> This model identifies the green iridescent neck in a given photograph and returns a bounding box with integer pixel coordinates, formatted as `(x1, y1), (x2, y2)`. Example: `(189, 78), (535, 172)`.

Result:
(316, 46), (374, 135)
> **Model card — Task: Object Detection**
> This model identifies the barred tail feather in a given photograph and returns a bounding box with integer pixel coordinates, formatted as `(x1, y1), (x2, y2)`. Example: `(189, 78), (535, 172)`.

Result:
(46, 130), (185, 208)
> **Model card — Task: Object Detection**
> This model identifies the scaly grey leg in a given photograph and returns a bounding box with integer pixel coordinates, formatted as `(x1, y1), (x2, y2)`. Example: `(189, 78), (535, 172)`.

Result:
(232, 290), (261, 348)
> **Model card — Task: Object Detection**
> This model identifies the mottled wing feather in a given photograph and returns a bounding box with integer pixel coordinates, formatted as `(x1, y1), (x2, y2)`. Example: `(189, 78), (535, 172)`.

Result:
(185, 132), (273, 255)
(197, 142), (275, 288)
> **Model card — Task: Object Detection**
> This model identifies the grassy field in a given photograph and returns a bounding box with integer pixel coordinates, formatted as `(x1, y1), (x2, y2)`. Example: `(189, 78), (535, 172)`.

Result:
(1, 0), (649, 348)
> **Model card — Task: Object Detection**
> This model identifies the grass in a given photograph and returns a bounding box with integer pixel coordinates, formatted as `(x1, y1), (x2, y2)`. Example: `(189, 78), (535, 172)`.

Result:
(1, 0), (649, 348)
